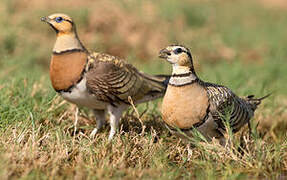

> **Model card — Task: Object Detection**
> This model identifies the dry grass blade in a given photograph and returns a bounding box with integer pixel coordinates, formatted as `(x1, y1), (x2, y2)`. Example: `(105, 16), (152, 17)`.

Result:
(128, 96), (146, 136)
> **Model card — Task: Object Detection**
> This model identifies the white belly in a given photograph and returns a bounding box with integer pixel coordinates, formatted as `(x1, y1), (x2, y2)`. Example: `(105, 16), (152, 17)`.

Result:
(60, 77), (107, 109)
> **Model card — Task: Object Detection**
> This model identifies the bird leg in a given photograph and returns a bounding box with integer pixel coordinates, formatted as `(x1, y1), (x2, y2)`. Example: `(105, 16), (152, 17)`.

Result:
(107, 104), (128, 140)
(248, 121), (252, 138)
(90, 109), (106, 138)
(73, 106), (79, 137)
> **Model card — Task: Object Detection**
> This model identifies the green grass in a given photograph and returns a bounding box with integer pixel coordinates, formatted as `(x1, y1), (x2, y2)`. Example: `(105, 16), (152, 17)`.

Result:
(0, 0), (287, 179)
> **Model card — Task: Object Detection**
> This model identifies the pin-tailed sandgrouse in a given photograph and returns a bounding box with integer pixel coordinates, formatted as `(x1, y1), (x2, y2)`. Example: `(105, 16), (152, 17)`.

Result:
(41, 13), (169, 140)
(159, 45), (269, 144)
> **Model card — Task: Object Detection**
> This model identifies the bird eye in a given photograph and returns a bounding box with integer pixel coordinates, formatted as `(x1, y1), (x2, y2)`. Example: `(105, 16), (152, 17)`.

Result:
(174, 48), (183, 54)
(55, 17), (64, 23)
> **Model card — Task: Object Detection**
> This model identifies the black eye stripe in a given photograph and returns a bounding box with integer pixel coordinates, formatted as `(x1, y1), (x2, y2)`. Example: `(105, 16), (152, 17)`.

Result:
(54, 17), (73, 24)
(173, 48), (186, 54)
(65, 19), (73, 24)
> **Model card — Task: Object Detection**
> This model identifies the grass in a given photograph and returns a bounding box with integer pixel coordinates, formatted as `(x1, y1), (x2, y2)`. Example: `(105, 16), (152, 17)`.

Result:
(0, 0), (287, 179)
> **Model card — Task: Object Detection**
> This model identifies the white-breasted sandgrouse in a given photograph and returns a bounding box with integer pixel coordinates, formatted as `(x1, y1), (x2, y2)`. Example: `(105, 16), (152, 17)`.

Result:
(159, 45), (269, 144)
(41, 13), (169, 140)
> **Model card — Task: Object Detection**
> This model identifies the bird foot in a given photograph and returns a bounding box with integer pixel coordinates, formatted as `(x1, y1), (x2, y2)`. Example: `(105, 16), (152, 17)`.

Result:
(108, 130), (116, 141)
(90, 128), (99, 139)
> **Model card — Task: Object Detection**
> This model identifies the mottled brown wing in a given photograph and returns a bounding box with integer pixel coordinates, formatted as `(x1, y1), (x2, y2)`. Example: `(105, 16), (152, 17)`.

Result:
(203, 82), (253, 133)
(86, 53), (166, 106)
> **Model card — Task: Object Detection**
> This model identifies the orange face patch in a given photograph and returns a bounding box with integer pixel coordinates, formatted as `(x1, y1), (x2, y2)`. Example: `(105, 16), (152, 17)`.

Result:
(178, 53), (191, 66)
(53, 21), (73, 34)
(46, 13), (74, 34)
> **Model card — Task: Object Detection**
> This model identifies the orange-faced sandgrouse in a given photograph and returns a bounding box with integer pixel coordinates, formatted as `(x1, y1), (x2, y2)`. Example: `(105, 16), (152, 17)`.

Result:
(41, 13), (169, 140)
(159, 45), (269, 145)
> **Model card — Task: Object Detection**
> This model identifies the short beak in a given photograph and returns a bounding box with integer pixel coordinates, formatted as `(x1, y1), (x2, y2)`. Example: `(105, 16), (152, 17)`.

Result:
(41, 16), (50, 23)
(158, 48), (171, 59)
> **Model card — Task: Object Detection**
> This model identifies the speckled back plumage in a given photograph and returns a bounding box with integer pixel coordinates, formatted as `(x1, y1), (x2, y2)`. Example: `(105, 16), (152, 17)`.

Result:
(201, 81), (258, 133)
(85, 52), (168, 106)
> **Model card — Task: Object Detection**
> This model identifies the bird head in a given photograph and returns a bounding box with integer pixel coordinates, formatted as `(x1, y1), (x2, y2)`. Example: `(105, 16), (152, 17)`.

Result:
(41, 13), (75, 35)
(159, 45), (193, 67)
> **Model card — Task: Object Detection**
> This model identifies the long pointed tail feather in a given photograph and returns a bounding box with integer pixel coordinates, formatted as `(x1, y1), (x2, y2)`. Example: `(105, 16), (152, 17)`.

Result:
(133, 73), (170, 104)
(245, 93), (271, 111)
(256, 93), (272, 101)
(153, 74), (170, 87)
(139, 72), (170, 88)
